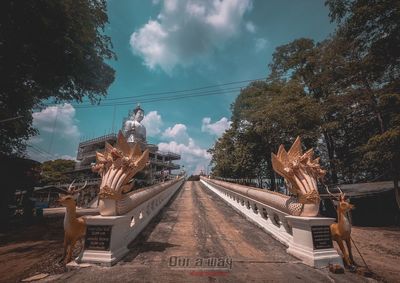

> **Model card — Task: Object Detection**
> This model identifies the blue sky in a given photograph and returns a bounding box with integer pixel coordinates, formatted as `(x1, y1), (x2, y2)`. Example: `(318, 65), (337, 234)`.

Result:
(28, 0), (335, 174)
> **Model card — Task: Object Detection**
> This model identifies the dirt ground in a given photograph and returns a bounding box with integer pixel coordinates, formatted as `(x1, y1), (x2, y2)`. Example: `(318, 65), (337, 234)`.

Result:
(350, 226), (400, 282)
(0, 181), (399, 282)
(0, 216), (83, 283)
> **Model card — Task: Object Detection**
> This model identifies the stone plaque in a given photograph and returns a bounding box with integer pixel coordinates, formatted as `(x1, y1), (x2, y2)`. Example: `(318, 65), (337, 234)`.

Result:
(311, 225), (333, 250)
(85, 225), (112, 251)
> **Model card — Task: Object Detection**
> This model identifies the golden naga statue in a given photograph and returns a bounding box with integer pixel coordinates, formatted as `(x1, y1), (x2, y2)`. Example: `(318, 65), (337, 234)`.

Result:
(92, 131), (149, 201)
(272, 137), (326, 216)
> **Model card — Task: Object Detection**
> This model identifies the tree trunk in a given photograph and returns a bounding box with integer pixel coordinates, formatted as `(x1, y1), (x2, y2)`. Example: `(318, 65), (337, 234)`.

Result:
(364, 81), (385, 134)
(394, 178), (399, 210)
(376, 111), (385, 134)
(267, 161), (277, 191)
(323, 131), (338, 184)
(393, 163), (400, 210)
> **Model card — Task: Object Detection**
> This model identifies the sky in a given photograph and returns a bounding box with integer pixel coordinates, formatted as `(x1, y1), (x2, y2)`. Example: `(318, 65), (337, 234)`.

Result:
(27, 0), (336, 174)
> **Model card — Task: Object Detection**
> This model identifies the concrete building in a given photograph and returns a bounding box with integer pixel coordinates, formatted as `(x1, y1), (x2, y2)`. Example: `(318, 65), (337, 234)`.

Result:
(74, 105), (181, 181)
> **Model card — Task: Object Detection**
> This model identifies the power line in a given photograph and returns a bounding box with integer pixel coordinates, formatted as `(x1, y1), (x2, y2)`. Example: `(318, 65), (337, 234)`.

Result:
(72, 87), (244, 109)
(30, 144), (54, 157)
(0, 116), (24, 123)
(27, 144), (55, 160)
(28, 147), (50, 159)
(47, 106), (59, 153)
(44, 86), (244, 109)
(92, 77), (266, 102)
(39, 76), (266, 109)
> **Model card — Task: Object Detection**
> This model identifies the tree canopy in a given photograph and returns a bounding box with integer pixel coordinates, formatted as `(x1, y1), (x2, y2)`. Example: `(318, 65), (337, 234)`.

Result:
(209, 0), (400, 194)
(0, 0), (116, 155)
(40, 159), (76, 184)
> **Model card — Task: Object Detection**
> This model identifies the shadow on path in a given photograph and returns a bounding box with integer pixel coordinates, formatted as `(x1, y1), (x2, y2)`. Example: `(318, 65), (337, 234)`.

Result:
(121, 181), (185, 262)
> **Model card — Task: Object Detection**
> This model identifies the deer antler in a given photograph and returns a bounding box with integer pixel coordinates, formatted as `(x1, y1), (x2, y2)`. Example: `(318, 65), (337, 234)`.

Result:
(66, 180), (87, 195)
(73, 181), (87, 194)
(67, 179), (76, 193)
(325, 185), (340, 200)
(336, 186), (346, 200)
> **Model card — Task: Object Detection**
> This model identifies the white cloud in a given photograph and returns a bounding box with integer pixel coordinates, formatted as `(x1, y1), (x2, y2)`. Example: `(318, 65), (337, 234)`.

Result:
(245, 21), (256, 33)
(32, 103), (79, 139)
(27, 103), (80, 162)
(158, 138), (211, 174)
(165, 0), (178, 12)
(201, 117), (232, 137)
(130, 0), (252, 72)
(142, 111), (163, 137)
(58, 154), (77, 161)
(162, 123), (189, 143)
(28, 136), (43, 144)
(255, 37), (268, 52)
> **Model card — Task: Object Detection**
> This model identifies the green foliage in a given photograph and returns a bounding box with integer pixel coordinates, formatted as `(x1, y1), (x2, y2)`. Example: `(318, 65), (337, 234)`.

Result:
(0, 0), (116, 156)
(210, 1), (400, 188)
(326, 0), (400, 91)
(363, 129), (400, 171)
(208, 127), (237, 178)
(210, 81), (322, 189)
(362, 93), (400, 181)
(40, 159), (76, 184)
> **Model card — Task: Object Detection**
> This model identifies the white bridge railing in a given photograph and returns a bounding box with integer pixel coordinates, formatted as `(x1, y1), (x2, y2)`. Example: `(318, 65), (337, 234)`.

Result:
(81, 178), (185, 266)
(201, 178), (293, 245)
(200, 177), (343, 268)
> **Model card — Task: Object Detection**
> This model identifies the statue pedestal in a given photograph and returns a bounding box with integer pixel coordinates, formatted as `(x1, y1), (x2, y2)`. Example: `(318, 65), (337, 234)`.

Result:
(80, 215), (130, 266)
(285, 216), (343, 268)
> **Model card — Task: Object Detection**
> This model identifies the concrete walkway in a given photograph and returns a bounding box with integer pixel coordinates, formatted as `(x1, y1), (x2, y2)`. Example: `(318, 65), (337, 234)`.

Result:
(45, 181), (368, 282)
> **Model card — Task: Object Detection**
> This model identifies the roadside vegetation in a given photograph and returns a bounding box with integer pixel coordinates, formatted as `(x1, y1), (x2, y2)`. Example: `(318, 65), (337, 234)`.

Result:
(209, 0), (400, 195)
(0, 0), (115, 222)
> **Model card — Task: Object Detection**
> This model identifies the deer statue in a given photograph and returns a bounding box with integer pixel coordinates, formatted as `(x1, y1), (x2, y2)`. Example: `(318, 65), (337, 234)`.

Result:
(57, 180), (87, 264)
(326, 186), (355, 267)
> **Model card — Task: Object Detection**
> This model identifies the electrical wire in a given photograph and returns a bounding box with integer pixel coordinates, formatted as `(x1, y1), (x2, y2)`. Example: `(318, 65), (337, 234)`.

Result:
(75, 77), (265, 102)
(38, 76), (267, 109)
(73, 88), (243, 109)
(27, 144), (55, 160)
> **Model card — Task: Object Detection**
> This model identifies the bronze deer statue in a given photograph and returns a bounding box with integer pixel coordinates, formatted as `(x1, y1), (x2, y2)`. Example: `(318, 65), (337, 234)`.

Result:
(57, 180), (87, 264)
(326, 186), (355, 267)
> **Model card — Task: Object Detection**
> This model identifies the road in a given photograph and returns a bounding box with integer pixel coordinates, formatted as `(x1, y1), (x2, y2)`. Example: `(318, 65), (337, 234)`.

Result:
(47, 181), (366, 283)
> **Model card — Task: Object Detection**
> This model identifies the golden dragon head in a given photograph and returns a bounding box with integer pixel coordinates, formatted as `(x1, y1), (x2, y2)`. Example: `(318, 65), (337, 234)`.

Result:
(271, 137), (326, 204)
(92, 131), (149, 200)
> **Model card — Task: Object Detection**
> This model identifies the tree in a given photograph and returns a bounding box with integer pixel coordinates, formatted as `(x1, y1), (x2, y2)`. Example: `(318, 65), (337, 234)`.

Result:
(324, 0), (400, 194)
(361, 93), (400, 207)
(268, 38), (345, 182)
(267, 34), (391, 184)
(0, 0), (116, 156)
(41, 159), (76, 184)
(211, 80), (322, 190)
(210, 0), (400, 191)
(325, 0), (400, 93)
(208, 126), (237, 178)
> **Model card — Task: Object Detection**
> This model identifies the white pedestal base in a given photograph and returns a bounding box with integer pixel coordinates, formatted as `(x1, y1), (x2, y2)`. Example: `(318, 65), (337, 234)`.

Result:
(286, 216), (343, 268)
(80, 215), (130, 266)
